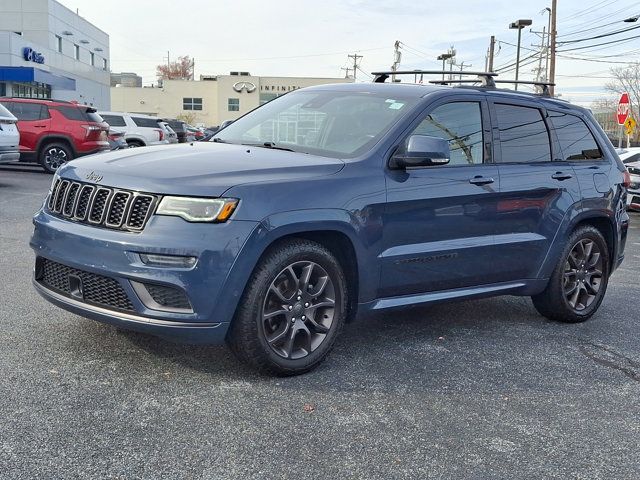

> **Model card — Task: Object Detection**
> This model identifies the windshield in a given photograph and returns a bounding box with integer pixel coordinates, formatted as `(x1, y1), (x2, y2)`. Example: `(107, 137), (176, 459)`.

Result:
(213, 90), (419, 158)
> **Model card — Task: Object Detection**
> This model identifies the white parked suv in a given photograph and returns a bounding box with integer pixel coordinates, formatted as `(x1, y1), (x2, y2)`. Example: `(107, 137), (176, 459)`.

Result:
(0, 103), (20, 164)
(99, 112), (171, 148)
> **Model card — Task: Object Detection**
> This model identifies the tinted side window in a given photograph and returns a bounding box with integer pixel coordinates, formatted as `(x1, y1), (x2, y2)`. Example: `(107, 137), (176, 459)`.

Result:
(411, 102), (484, 165)
(54, 106), (85, 121)
(101, 114), (126, 127)
(548, 111), (603, 161)
(495, 104), (551, 163)
(11, 103), (45, 121)
(132, 117), (161, 128)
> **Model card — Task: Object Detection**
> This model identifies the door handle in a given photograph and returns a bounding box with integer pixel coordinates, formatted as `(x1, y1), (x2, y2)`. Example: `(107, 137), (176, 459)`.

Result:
(469, 176), (495, 186)
(34, 125), (47, 128)
(551, 172), (573, 181)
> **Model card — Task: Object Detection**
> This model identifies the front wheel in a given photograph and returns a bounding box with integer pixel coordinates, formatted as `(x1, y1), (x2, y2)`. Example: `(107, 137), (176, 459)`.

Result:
(532, 226), (610, 323)
(227, 239), (348, 376)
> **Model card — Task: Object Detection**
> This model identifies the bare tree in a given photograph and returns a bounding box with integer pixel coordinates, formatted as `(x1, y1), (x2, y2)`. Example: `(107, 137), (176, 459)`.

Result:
(157, 55), (194, 81)
(605, 63), (640, 118)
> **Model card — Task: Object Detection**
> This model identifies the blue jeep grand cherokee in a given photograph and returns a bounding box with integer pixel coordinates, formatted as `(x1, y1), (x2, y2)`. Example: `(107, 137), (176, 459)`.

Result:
(31, 73), (630, 375)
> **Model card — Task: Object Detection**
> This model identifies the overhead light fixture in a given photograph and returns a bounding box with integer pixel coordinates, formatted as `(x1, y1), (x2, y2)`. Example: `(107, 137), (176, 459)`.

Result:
(94, 47), (103, 52)
(624, 16), (639, 22)
(61, 30), (73, 35)
(79, 39), (89, 44)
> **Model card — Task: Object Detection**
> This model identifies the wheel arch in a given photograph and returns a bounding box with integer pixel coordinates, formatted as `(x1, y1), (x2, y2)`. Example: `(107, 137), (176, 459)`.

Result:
(36, 135), (77, 158)
(262, 229), (360, 322)
(570, 214), (616, 267)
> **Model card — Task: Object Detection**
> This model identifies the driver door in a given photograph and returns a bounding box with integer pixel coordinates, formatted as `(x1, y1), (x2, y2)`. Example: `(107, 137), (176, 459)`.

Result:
(380, 96), (502, 297)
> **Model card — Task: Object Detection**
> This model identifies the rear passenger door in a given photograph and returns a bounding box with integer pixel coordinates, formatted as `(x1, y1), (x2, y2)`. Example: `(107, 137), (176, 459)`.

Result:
(546, 110), (610, 201)
(489, 100), (580, 281)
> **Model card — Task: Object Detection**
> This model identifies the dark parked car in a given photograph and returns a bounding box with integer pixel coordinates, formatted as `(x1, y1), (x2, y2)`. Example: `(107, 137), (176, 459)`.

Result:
(0, 98), (109, 173)
(164, 119), (189, 143)
(31, 74), (630, 375)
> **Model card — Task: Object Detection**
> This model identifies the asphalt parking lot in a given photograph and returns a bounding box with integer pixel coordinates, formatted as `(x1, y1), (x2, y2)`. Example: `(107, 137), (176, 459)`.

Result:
(1, 165), (639, 479)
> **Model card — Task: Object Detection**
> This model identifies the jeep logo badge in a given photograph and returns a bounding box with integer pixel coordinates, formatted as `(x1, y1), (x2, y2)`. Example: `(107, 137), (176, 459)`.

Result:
(86, 171), (103, 183)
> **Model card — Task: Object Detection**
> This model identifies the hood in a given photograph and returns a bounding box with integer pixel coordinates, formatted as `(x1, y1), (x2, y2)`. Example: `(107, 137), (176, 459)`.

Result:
(60, 142), (345, 197)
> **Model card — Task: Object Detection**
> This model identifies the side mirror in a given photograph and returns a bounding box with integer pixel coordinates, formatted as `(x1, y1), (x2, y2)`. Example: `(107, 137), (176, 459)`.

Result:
(219, 119), (234, 130)
(389, 135), (450, 169)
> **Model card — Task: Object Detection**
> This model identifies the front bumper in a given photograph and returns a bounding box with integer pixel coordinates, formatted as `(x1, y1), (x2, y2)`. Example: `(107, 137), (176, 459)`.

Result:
(30, 208), (260, 344)
(0, 146), (20, 164)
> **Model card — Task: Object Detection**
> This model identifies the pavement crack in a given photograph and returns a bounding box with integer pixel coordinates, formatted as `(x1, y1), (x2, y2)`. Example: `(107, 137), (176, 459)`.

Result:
(579, 342), (640, 382)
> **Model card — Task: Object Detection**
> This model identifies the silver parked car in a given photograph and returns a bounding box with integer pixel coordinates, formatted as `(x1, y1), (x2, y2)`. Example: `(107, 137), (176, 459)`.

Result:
(0, 103), (20, 164)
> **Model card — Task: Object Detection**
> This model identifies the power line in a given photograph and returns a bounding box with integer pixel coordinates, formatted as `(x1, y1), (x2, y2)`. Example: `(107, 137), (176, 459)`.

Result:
(558, 12), (640, 38)
(558, 33), (640, 52)
(558, 24), (640, 45)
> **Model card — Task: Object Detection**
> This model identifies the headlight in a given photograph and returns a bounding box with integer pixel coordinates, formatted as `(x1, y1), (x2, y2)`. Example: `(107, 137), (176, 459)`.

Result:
(156, 196), (238, 222)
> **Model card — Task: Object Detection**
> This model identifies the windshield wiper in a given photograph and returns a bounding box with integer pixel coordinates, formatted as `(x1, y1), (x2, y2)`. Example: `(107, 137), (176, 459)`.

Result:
(212, 137), (228, 143)
(242, 142), (296, 152)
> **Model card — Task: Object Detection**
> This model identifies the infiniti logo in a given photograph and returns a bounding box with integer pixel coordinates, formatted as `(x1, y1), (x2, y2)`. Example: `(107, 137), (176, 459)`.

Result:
(233, 81), (256, 93)
(86, 171), (103, 183)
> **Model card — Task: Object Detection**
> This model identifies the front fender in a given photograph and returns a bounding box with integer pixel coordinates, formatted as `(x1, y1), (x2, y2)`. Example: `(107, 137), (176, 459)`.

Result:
(216, 209), (381, 320)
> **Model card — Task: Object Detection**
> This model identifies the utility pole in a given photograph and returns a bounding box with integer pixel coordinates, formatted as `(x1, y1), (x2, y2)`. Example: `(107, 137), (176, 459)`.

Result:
(549, 0), (557, 96)
(341, 67), (353, 78)
(534, 27), (546, 83)
(191, 57), (195, 80)
(391, 41), (401, 82)
(458, 62), (472, 82)
(348, 53), (363, 81)
(488, 36), (496, 72)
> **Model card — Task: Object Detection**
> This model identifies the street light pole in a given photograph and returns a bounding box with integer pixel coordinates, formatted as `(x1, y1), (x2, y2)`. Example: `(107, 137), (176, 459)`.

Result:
(509, 19), (532, 91)
(437, 53), (453, 81)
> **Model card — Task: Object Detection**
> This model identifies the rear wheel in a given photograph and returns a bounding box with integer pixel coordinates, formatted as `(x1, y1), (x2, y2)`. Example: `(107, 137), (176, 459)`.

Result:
(39, 142), (73, 173)
(532, 226), (610, 323)
(227, 239), (347, 375)
(126, 139), (144, 148)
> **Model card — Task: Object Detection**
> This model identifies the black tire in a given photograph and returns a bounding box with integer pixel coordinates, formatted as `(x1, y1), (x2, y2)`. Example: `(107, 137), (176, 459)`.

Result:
(532, 226), (610, 323)
(126, 139), (144, 148)
(227, 239), (348, 376)
(39, 142), (74, 174)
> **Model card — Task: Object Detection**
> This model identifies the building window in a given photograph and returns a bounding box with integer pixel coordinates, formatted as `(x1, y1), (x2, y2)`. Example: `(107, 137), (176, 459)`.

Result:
(56, 35), (62, 53)
(259, 93), (278, 105)
(228, 98), (240, 112)
(102, 58), (108, 71)
(183, 98), (203, 111)
(90, 52), (95, 66)
(74, 44), (80, 60)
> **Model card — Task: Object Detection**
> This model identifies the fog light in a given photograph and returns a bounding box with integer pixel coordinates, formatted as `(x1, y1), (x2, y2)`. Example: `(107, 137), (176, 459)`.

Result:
(139, 253), (197, 268)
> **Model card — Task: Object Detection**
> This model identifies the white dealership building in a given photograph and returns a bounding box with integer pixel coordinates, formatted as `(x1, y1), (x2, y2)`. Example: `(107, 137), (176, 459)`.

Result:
(0, 0), (110, 109)
(111, 73), (352, 127)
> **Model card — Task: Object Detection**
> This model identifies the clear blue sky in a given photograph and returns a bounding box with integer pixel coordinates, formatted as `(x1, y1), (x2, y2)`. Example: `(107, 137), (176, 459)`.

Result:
(60, 0), (640, 106)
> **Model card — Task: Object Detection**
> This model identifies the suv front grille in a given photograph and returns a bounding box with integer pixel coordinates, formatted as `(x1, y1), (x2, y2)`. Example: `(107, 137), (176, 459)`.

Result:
(47, 179), (157, 232)
(36, 257), (135, 312)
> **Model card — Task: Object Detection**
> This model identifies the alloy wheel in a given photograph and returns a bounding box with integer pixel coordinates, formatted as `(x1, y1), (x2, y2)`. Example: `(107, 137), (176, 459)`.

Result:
(261, 261), (336, 360)
(44, 147), (68, 170)
(563, 239), (603, 311)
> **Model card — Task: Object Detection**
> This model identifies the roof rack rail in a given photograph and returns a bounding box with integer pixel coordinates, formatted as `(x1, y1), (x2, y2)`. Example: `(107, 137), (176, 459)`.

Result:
(0, 96), (75, 104)
(371, 70), (556, 96)
(372, 70), (498, 86)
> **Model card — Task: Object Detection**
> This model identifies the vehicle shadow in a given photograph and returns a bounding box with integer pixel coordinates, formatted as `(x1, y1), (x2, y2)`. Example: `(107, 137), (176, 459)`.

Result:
(112, 295), (545, 383)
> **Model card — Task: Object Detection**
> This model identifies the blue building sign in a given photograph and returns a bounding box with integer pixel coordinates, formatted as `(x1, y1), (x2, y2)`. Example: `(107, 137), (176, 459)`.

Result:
(23, 47), (45, 64)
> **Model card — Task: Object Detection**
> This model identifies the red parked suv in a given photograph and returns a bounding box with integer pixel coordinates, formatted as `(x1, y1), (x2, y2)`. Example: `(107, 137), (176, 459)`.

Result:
(0, 98), (109, 173)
